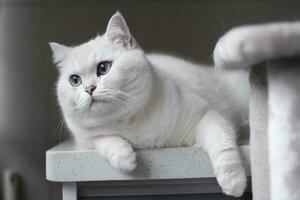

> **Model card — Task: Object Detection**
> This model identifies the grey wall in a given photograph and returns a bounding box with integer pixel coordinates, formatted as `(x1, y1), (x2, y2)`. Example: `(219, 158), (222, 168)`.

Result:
(0, 0), (300, 200)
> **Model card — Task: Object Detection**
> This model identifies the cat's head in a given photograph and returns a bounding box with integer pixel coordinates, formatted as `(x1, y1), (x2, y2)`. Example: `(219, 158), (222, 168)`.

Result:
(50, 12), (153, 128)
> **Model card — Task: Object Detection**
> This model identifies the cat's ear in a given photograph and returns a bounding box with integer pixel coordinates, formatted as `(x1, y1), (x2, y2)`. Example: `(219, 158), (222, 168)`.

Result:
(49, 42), (70, 64)
(105, 11), (133, 48)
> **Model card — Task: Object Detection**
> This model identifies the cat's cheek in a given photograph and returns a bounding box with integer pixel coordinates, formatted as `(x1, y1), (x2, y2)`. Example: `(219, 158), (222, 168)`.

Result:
(103, 73), (125, 90)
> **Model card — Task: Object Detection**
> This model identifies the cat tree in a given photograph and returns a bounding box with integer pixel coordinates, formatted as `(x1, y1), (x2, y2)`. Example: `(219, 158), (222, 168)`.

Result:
(214, 21), (300, 200)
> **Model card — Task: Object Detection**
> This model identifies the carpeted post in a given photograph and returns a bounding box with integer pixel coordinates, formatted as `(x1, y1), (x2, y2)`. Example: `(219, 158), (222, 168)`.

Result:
(249, 65), (270, 200)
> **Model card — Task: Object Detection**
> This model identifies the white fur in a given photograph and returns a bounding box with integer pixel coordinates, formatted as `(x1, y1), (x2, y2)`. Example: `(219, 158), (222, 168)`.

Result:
(50, 12), (248, 197)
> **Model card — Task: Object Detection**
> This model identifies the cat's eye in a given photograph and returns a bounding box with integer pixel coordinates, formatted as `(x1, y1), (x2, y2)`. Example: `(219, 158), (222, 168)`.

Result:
(69, 74), (82, 87)
(97, 61), (112, 76)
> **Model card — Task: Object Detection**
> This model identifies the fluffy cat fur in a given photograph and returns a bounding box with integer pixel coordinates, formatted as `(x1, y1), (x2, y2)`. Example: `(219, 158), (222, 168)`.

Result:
(50, 12), (248, 197)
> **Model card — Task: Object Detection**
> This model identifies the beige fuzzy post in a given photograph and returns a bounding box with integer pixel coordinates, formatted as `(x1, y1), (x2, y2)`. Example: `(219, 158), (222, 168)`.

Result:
(249, 65), (270, 200)
(267, 58), (300, 200)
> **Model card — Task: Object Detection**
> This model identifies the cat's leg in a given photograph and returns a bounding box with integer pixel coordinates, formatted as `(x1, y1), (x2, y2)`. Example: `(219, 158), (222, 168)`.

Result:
(194, 109), (247, 197)
(94, 135), (137, 172)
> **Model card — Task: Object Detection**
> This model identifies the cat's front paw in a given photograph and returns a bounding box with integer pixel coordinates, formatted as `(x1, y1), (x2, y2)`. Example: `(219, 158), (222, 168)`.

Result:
(215, 162), (247, 197)
(109, 146), (137, 173)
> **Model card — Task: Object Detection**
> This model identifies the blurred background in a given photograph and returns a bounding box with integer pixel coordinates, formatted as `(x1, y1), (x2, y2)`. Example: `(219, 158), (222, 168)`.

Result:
(0, 0), (300, 199)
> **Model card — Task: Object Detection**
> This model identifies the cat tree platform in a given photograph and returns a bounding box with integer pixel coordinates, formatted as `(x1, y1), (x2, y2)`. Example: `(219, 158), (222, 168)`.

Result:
(46, 142), (251, 200)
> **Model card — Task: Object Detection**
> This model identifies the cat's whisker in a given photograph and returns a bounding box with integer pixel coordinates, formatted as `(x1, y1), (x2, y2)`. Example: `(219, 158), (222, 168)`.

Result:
(76, 96), (90, 111)
(111, 97), (128, 114)
(118, 92), (135, 104)
(117, 94), (135, 113)
(55, 116), (68, 143)
(111, 94), (134, 115)
(114, 98), (130, 114)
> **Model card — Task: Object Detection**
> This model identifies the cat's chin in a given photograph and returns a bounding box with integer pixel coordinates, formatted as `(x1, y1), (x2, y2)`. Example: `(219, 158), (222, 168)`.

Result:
(90, 98), (110, 105)
(89, 98), (111, 110)
(86, 97), (121, 116)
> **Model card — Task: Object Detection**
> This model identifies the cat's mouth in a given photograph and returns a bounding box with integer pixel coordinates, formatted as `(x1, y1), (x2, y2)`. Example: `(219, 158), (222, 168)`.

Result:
(90, 97), (110, 106)
(88, 90), (121, 108)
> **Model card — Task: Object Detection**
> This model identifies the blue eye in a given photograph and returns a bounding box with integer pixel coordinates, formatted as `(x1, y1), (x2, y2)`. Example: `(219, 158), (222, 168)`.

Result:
(69, 74), (82, 87)
(97, 61), (112, 76)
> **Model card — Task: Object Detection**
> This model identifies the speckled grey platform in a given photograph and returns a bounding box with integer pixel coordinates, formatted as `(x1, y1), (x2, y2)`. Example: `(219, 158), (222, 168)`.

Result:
(46, 142), (250, 182)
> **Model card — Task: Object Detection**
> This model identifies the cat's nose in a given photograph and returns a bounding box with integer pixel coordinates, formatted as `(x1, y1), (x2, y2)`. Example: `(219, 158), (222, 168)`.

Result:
(85, 85), (97, 95)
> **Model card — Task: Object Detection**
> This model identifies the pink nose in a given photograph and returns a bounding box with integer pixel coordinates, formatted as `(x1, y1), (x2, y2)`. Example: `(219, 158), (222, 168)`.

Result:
(85, 85), (96, 95)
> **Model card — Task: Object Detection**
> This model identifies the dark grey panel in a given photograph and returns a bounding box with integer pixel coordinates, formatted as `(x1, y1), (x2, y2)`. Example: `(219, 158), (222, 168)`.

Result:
(78, 178), (251, 197)
(79, 192), (252, 200)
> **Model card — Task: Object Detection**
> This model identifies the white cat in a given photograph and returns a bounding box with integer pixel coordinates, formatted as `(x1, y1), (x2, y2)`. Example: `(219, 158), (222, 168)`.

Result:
(50, 12), (248, 197)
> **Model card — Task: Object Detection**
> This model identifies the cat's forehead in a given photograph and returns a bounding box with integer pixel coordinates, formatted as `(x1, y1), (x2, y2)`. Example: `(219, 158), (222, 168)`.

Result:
(71, 36), (110, 57)
(67, 36), (113, 71)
